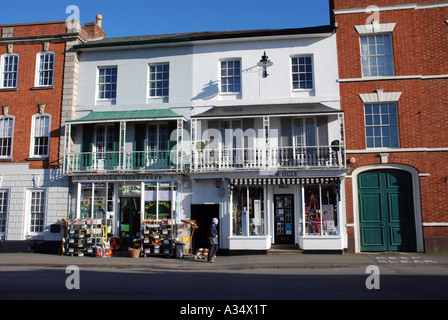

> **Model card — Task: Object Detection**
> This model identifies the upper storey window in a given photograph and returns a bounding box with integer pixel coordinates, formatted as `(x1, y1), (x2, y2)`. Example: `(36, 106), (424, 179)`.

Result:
(1, 54), (19, 88)
(291, 56), (314, 90)
(356, 23), (396, 78)
(0, 116), (14, 158)
(149, 63), (169, 98)
(220, 59), (241, 93)
(360, 33), (394, 77)
(36, 51), (55, 87)
(97, 66), (117, 100)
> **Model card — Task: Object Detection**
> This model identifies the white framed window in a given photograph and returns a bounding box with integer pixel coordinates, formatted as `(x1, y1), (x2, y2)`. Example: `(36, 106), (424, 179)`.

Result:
(0, 116), (14, 158)
(220, 59), (241, 93)
(95, 124), (115, 158)
(148, 123), (169, 151)
(35, 51), (55, 87)
(0, 190), (8, 237)
(1, 53), (19, 88)
(293, 118), (317, 147)
(291, 56), (314, 90)
(28, 189), (46, 234)
(360, 33), (395, 77)
(148, 63), (169, 98)
(364, 103), (399, 148)
(232, 185), (265, 236)
(30, 114), (51, 157)
(220, 120), (242, 147)
(97, 66), (117, 100)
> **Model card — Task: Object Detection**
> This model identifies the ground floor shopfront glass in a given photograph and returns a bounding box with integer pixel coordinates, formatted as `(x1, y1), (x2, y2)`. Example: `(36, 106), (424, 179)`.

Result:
(304, 184), (339, 236)
(143, 182), (177, 221)
(74, 179), (179, 239)
(228, 177), (345, 251)
(232, 186), (265, 236)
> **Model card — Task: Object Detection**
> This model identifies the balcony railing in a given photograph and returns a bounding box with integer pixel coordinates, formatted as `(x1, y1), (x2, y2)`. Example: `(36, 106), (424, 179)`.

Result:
(64, 145), (345, 174)
(64, 150), (176, 174)
(191, 145), (345, 172)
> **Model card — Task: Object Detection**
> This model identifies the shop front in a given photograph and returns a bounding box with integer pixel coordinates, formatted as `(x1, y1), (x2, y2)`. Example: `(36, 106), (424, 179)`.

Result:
(71, 175), (182, 254)
(227, 174), (346, 253)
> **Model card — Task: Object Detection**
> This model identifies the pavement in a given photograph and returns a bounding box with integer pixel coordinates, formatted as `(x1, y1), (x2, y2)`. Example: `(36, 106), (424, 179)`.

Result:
(1, 251), (448, 271)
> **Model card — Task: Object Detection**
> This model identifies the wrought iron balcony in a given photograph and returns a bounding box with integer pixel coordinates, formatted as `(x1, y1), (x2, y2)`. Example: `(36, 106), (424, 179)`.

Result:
(190, 145), (345, 172)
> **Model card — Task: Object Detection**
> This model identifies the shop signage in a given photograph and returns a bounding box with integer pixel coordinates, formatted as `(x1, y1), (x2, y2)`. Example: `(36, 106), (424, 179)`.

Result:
(272, 171), (299, 177)
(73, 174), (174, 182)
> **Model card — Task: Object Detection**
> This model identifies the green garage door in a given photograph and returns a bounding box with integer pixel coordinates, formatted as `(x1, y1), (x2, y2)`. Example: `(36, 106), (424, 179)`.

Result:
(358, 169), (416, 252)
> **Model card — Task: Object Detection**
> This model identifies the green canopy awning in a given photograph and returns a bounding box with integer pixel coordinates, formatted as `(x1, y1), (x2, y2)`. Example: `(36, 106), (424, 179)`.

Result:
(67, 109), (185, 124)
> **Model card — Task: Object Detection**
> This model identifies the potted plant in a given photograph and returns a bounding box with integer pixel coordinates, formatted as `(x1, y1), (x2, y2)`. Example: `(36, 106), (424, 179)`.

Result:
(331, 140), (340, 152)
(128, 239), (141, 258)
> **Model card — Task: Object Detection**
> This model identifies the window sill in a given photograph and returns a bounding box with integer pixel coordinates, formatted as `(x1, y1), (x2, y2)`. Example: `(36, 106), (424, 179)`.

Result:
(339, 75), (422, 82)
(32, 86), (54, 90)
(292, 88), (314, 92)
(219, 92), (241, 95)
(96, 99), (117, 106)
(0, 158), (13, 162)
(148, 96), (169, 103)
(0, 87), (18, 92)
(26, 157), (49, 161)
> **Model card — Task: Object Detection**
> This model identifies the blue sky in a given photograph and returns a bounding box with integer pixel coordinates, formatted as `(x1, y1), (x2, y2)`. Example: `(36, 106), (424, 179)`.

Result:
(1, 0), (330, 38)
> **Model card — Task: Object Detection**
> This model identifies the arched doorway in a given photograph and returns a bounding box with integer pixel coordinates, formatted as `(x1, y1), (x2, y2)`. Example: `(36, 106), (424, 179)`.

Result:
(357, 169), (417, 252)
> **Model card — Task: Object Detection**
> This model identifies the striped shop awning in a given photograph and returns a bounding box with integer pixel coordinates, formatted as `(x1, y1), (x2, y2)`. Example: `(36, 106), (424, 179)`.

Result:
(229, 177), (341, 186)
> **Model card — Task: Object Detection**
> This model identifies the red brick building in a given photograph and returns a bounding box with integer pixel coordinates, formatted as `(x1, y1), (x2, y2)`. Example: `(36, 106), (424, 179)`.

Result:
(0, 16), (104, 252)
(331, 0), (448, 252)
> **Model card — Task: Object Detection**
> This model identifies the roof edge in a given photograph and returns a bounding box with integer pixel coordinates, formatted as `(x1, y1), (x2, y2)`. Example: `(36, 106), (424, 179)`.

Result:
(74, 25), (336, 50)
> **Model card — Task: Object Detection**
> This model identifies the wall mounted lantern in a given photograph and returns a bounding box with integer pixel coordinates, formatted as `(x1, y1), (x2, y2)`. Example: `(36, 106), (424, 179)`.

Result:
(257, 51), (273, 78)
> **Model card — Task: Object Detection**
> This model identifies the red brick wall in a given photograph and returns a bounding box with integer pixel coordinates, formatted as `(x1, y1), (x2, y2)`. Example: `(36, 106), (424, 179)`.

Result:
(334, 0), (443, 10)
(335, 7), (448, 78)
(333, 0), (448, 251)
(0, 22), (67, 37)
(0, 23), (67, 170)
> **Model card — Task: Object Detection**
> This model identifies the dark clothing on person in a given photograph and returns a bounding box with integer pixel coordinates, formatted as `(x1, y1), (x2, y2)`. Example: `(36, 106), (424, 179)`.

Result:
(208, 222), (218, 261)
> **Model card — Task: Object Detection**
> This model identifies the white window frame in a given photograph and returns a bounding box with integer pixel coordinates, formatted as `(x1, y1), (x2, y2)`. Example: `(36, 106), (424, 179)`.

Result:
(291, 55), (314, 91)
(0, 53), (19, 89)
(35, 51), (55, 87)
(220, 59), (242, 94)
(97, 66), (118, 100)
(148, 63), (169, 98)
(94, 124), (115, 158)
(293, 117), (317, 148)
(30, 113), (51, 158)
(147, 123), (169, 151)
(0, 115), (14, 159)
(360, 33), (395, 77)
(0, 189), (9, 238)
(26, 189), (46, 236)
(364, 102), (400, 149)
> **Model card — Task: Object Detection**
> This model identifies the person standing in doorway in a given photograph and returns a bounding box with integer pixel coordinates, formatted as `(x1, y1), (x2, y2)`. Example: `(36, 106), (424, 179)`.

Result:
(208, 218), (219, 262)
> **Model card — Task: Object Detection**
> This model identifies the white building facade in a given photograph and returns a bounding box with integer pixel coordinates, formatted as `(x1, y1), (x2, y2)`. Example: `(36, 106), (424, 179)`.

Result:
(65, 26), (347, 253)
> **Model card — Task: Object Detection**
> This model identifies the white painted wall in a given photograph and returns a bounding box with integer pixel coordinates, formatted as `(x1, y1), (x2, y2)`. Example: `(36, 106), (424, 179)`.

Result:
(1, 163), (70, 241)
(76, 32), (340, 118)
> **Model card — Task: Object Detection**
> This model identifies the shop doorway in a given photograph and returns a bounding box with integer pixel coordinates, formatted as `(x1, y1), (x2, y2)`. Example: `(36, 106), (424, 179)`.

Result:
(120, 197), (141, 247)
(358, 169), (416, 252)
(191, 204), (220, 251)
(274, 194), (295, 244)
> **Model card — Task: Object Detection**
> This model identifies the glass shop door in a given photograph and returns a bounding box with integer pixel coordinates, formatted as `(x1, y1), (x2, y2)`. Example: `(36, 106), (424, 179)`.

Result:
(274, 194), (294, 244)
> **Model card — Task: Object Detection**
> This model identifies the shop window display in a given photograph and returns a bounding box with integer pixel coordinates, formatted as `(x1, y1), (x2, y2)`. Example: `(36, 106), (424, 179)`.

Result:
(304, 185), (338, 236)
(144, 182), (176, 220)
(81, 183), (114, 219)
(232, 185), (265, 236)
(144, 182), (157, 220)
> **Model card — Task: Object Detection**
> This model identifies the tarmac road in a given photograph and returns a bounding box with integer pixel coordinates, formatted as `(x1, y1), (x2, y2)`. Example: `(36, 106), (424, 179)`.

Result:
(0, 252), (447, 304)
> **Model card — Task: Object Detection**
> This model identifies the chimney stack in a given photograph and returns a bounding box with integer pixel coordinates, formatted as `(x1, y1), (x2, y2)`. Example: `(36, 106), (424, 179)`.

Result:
(96, 14), (103, 28)
(84, 14), (106, 39)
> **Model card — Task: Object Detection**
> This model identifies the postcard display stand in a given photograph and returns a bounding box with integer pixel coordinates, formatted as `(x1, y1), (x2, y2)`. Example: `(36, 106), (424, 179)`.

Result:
(141, 219), (175, 257)
(66, 218), (110, 256)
